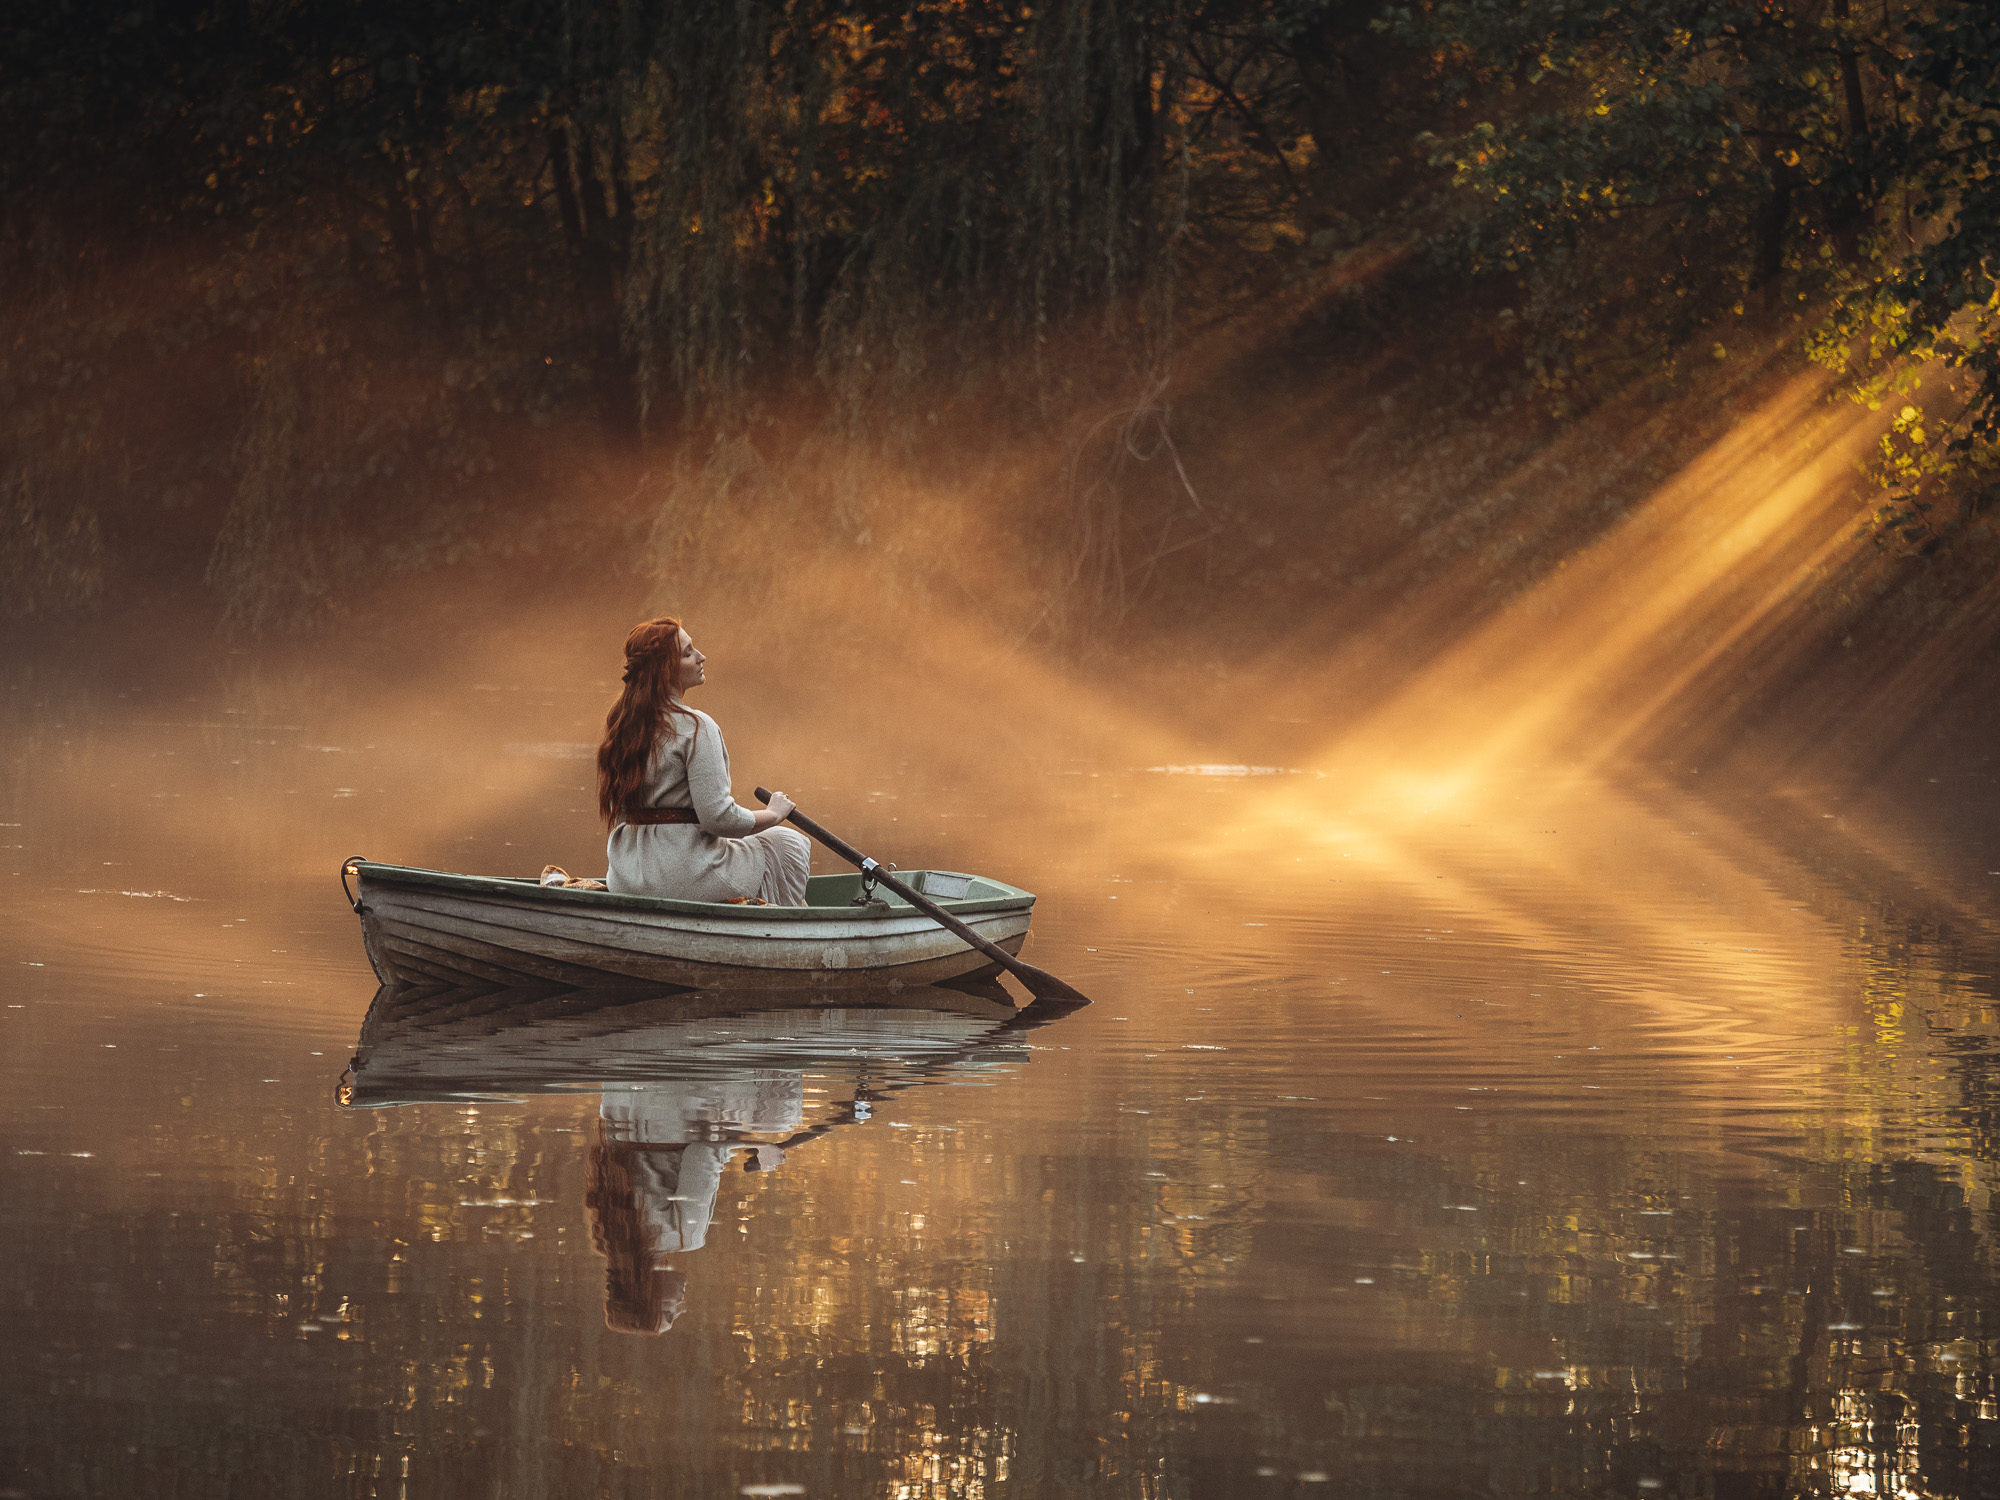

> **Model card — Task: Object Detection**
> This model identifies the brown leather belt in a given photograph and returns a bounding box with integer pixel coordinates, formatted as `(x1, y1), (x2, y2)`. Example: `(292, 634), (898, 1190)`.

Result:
(623, 807), (700, 826)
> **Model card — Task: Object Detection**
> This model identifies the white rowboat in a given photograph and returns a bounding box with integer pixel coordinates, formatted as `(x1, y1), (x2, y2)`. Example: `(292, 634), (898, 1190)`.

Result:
(346, 859), (1037, 995)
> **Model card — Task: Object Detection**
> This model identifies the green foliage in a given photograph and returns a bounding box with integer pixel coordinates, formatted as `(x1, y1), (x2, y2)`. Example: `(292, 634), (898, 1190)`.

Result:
(1389, 0), (1875, 391)
(2, 0), (1997, 635)
(616, 0), (1195, 430)
(0, 0), (1335, 632)
(1386, 0), (2000, 541)
(1813, 3), (2000, 540)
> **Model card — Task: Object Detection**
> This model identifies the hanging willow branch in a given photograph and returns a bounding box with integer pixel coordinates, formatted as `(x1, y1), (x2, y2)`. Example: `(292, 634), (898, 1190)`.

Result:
(618, 0), (1193, 436)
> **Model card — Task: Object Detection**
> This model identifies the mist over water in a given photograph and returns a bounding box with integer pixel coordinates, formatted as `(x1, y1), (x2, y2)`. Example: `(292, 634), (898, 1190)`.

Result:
(12, 0), (2000, 1487)
(3, 579), (1998, 1499)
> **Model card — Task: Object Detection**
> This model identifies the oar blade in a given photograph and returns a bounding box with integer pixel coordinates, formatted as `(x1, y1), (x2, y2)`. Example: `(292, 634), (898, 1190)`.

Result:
(1010, 966), (1090, 1004)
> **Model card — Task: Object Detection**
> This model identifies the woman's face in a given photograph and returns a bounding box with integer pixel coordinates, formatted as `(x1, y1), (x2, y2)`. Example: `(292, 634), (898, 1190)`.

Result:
(674, 630), (707, 692)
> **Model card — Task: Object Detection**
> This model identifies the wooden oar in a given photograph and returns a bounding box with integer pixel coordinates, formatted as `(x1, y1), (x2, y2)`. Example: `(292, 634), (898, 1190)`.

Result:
(754, 788), (1088, 1004)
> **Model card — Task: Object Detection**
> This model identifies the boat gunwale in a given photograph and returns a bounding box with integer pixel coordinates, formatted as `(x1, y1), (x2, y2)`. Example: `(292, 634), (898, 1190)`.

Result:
(352, 860), (1036, 924)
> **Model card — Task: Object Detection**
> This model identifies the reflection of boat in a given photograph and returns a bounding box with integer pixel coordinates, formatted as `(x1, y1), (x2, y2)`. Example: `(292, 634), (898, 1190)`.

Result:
(338, 981), (1081, 1337)
(344, 860), (1037, 993)
(340, 981), (1050, 1107)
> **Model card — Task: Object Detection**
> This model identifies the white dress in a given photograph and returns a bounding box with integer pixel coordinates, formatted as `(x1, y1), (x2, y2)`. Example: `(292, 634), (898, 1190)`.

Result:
(604, 706), (809, 903)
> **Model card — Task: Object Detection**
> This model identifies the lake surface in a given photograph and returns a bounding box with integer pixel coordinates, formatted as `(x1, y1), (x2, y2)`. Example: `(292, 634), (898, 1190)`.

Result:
(4, 635), (1999, 1499)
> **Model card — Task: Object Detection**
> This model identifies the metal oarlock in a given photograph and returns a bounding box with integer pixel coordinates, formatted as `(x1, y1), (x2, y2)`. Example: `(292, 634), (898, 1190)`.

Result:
(852, 856), (897, 905)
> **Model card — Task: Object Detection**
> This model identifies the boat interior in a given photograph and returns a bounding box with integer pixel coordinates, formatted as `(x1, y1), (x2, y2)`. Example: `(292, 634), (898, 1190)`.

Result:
(500, 869), (1021, 908)
(797, 871), (1008, 906)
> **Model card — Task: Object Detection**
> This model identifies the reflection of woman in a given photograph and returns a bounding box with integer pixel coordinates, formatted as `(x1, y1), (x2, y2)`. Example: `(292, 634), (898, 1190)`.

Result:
(597, 616), (810, 904)
(585, 1146), (691, 1335)
(583, 1077), (802, 1335)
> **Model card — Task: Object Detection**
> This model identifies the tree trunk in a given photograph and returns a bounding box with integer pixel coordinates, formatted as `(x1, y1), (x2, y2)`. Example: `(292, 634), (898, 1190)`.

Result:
(610, 116), (635, 225)
(413, 186), (450, 324)
(576, 127), (613, 230)
(1831, 0), (1874, 264)
(547, 125), (587, 249)
(383, 172), (427, 304)
(1757, 154), (1795, 313)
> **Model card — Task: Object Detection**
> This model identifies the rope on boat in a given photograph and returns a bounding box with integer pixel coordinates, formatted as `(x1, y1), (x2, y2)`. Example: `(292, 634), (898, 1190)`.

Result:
(341, 854), (370, 914)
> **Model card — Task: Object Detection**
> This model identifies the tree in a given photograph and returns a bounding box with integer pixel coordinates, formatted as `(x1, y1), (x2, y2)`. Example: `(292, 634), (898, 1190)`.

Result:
(1386, 0), (2000, 541)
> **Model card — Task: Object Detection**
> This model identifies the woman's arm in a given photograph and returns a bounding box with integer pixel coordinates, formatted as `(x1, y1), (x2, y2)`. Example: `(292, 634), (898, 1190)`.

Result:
(683, 719), (758, 837)
(748, 790), (794, 832)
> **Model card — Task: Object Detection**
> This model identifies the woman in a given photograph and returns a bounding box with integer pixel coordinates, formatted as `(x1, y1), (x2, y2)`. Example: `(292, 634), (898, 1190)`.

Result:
(597, 616), (810, 904)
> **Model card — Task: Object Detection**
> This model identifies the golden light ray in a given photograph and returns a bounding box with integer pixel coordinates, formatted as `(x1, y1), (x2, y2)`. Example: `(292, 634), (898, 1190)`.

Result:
(1124, 366), (1961, 1073)
(1316, 371), (1884, 780)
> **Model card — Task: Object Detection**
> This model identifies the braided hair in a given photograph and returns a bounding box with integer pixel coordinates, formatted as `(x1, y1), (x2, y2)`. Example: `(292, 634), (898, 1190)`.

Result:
(597, 616), (699, 827)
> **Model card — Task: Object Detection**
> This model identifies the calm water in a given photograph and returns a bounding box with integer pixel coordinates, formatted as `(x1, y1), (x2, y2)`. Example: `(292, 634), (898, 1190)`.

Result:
(4, 637), (1999, 1499)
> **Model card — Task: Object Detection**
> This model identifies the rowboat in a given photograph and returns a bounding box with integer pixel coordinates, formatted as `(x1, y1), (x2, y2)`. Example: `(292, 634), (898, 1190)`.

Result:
(343, 858), (1038, 996)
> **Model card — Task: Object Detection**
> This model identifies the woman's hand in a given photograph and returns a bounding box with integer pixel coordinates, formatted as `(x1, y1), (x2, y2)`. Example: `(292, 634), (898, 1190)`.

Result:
(752, 790), (795, 832)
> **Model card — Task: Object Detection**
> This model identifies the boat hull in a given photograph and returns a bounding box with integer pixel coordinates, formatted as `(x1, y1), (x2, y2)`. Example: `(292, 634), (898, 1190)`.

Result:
(352, 862), (1034, 993)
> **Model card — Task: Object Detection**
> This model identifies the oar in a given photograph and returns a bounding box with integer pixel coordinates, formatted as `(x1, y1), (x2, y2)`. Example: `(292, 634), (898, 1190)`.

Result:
(754, 788), (1088, 1004)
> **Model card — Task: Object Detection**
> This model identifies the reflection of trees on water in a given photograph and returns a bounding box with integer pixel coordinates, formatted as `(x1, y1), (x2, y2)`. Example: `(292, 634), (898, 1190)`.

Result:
(1198, 1129), (2000, 1497)
(16, 969), (2000, 1498)
(174, 931), (1973, 1497)
(326, 968), (2000, 1495)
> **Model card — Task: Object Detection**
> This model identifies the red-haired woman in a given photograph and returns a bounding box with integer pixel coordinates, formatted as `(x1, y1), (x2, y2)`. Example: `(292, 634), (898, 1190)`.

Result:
(597, 617), (810, 904)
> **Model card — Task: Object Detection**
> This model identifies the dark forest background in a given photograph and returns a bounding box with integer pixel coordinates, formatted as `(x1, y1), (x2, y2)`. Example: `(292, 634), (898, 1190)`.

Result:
(5, 0), (1998, 710)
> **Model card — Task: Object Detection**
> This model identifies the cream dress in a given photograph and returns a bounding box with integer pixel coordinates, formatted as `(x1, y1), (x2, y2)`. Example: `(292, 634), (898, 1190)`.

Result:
(604, 706), (810, 904)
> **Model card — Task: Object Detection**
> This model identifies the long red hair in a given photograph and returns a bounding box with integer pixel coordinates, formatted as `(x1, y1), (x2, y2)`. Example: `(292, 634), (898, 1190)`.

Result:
(597, 616), (697, 826)
(585, 1130), (689, 1335)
